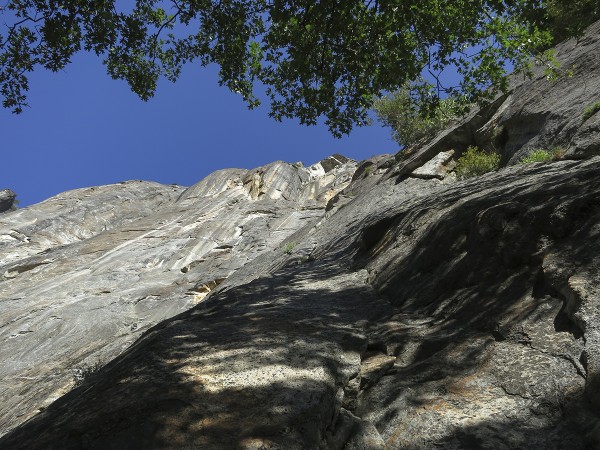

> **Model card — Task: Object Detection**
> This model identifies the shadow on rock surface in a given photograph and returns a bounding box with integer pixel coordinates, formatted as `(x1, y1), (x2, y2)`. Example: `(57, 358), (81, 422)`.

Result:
(346, 160), (600, 449)
(0, 263), (385, 449)
(2, 160), (600, 449)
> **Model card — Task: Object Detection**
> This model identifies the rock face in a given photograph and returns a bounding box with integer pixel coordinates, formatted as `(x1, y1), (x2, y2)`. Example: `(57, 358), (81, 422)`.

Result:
(481, 19), (600, 163)
(0, 158), (356, 438)
(2, 156), (599, 450)
(1, 22), (600, 450)
(390, 20), (600, 181)
(0, 189), (16, 213)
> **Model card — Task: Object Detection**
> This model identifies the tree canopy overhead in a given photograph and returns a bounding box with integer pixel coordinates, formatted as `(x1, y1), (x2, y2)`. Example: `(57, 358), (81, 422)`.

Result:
(0, 1), (588, 136)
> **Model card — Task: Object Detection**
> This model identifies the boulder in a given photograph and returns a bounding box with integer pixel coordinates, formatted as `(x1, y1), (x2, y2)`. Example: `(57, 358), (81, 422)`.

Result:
(0, 189), (16, 213)
(410, 150), (456, 180)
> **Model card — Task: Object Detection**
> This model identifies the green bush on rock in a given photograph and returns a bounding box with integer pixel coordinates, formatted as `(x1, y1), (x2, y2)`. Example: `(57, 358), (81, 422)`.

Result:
(372, 87), (465, 148)
(582, 101), (600, 124)
(455, 146), (501, 180)
(281, 242), (297, 255)
(519, 147), (566, 164)
(519, 149), (553, 164)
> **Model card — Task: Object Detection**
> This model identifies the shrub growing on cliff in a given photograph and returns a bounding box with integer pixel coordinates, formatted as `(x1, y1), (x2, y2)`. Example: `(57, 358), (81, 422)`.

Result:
(582, 101), (600, 124)
(281, 242), (297, 255)
(455, 147), (501, 180)
(519, 147), (566, 163)
(519, 149), (553, 164)
(372, 87), (466, 147)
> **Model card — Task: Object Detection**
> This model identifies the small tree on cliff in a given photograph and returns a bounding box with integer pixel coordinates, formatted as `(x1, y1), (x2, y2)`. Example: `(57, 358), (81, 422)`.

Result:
(0, 1), (579, 137)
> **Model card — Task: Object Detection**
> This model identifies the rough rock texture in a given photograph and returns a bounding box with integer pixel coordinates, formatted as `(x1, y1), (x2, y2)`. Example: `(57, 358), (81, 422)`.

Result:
(355, 159), (600, 449)
(2, 154), (599, 450)
(0, 158), (356, 437)
(480, 20), (600, 163)
(389, 20), (600, 180)
(410, 150), (456, 180)
(1, 21), (600, 450)
(0, 189), (16, 213)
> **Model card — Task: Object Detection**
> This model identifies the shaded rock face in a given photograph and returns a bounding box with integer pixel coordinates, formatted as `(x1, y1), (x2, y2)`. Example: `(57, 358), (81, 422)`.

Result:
(390, 20), (600, 180)
(484, 20), (600, 163)
(1, 24), (600, 450)
(355, 160), (600, 449)
(0, 189), (16, 213)
(0, 158), (356, 438)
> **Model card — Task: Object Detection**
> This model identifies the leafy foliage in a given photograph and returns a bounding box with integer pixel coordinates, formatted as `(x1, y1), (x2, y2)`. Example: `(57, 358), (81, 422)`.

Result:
(455, 146), (501, 180)
(0, 1), (569, 135)
(582, 101), (600, 124)
(519, 147), (567, 163)
(519, 149), (552, 164)
(281, 241), (297, 255)
(372, 85), (466, 147)
(523, 0), (600, 47)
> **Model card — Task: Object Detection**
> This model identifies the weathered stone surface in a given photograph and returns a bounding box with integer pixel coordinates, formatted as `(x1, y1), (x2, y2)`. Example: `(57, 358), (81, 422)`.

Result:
(570, 111), (600, 158)
(353, 158), (600, 449)
(358, 352), (396, 389)
(326, 408), (387, 450)
(0, 189), (16, 213)
(318, 153), (351, 173)
(2, 155), (599, 449)
(0, 158), (357, 438)
(485, 20), (600, 163)
(1, 264), (382, 449)
(542, 234), (600, 409)
(327, 154), (395, 214)
(410, 150), (456, 180)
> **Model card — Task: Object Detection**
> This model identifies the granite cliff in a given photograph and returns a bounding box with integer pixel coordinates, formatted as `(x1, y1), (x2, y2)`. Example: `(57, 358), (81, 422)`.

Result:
(1, 22), (600, 450)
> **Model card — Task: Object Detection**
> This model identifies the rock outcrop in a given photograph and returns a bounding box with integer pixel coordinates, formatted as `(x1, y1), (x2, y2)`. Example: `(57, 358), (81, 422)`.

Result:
(1, 21), (600, 450)
(2, 155), (599, 450)
(0, 189), (16, 213)
(390, 20), (600, 181)
(0, 158), (356, 438)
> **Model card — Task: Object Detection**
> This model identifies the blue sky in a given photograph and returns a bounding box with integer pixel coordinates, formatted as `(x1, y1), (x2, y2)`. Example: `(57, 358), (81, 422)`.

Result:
(2, 51), (398, 207)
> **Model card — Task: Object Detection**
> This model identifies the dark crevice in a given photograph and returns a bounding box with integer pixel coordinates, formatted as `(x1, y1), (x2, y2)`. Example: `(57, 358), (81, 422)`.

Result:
(554, 303), (584, 338)
(365, 341), (387, 355)
(531, 267), (583, 338)
(531, 268), (548, 299)
(491, 328), (507, 342)
(356, 216), (397, 260)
